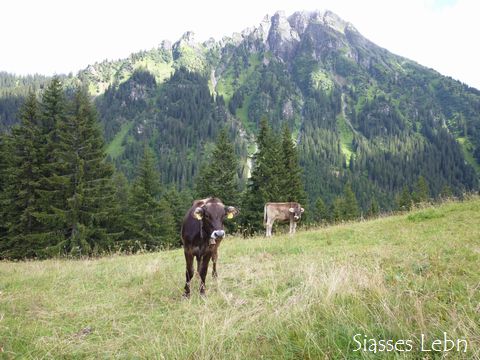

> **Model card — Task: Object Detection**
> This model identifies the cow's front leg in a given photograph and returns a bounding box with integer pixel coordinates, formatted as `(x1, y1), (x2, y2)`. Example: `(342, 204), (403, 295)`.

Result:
(199, 253), (212, 295)
(183, 251), (195, 298)
(212, 249), (218, 278)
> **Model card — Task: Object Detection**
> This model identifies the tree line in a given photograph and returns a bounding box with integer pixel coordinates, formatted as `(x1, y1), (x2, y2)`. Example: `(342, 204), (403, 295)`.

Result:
(0, 78), (185, 259)
(0, 76), (468, 259)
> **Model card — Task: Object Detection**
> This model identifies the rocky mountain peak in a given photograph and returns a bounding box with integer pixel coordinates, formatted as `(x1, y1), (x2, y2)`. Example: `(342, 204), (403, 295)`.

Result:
(175, 31), (198, 48)
(266, 11), (300, 58)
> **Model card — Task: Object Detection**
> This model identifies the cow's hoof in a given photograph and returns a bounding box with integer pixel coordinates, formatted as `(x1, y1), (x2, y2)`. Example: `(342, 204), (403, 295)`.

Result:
(182, 292), (190, 299)
(212, 272), (218, 278)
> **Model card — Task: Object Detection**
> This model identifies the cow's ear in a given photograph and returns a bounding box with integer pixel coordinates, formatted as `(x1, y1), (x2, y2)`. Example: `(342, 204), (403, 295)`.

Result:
(300, 207), (305, 213)
(225, 206), (238, 219)
(289, 208), (295, 213)
(193, 207), (204, 220)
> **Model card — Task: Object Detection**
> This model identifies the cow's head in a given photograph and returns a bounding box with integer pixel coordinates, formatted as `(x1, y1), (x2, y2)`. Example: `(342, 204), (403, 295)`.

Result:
(192, 202), (239, 245)
(289, 206), (305, 222)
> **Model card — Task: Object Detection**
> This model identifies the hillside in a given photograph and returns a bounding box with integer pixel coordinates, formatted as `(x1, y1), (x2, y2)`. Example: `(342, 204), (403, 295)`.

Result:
(1, 10), (480, 210)
(1, 197), (479, 358)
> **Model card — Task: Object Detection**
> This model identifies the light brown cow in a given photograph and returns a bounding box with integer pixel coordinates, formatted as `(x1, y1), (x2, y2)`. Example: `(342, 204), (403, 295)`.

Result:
(264, 202), (305, 237)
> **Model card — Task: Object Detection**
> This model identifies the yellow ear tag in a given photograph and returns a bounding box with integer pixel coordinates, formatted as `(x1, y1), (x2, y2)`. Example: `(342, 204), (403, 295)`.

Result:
(194, 213), (203, 220)
(227, 213), (234, 219)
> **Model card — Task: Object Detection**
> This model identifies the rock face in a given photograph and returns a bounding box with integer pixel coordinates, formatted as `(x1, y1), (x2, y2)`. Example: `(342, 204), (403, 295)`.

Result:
(266, 11), (300, 60)
(222, 9), (370, 66)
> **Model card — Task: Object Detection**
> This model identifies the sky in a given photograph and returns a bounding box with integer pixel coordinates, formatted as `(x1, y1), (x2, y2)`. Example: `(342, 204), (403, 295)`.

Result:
(2, 0), (479, 89)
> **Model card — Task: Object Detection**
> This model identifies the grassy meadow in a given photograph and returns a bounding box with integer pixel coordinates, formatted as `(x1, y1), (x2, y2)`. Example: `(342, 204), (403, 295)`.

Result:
(1, 198), (479, 359)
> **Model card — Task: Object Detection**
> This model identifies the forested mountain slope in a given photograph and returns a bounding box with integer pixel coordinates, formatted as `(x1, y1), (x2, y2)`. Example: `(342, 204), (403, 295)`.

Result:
(1, 10), (479, 210)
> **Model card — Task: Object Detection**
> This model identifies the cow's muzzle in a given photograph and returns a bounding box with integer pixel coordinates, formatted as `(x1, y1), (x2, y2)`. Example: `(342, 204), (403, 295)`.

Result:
(209, 230), (225, 245)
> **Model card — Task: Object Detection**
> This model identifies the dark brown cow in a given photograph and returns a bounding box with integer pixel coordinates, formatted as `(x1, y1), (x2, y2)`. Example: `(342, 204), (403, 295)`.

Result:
(181, 197), (238, 297)
(264, 202), (304, 237)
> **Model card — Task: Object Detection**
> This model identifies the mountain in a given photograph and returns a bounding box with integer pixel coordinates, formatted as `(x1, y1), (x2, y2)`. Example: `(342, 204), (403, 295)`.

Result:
(1, 10), (479, 210)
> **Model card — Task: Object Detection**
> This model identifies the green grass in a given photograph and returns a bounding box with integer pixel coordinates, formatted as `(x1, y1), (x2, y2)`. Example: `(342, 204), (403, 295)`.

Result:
(106, 121), (134, 159)
(1, 198), (479, 358)
(457, 137), (480, 175)
(135, 59), (174, 84)
(337, 113), (354, 163)
(311, 69), (334, 93)
(216, 54), (261, 106)
(235, 93), (253, 133)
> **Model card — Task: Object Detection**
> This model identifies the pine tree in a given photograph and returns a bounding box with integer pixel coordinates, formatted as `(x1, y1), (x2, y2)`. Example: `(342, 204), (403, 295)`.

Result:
(332, 196), (345, 222)
(110, 171), (130, 247)
(163, 185), (193, 236)
(314, 196), (329, 224)
(342, 183), (360, 221)
(240, 118), (282, 235)
(125, 146), (175, 250)
(158, 197), (178, 248)
(48, 88), (115, 255)
(34, 77), (69, 254)
(367, 198), (380, 218)
(397, 185), (412, 211)
(1, 93), (48, 258)
(195, 127), (239, 204)
(440, 184), (453, 199)
(0, 133), (12, 244)
(279, 123), (306, 203)
(412, 176), (429, 204)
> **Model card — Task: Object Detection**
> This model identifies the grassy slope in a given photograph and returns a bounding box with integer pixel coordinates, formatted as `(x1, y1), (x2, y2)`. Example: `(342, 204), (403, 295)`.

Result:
(1, 198), (479, 359)
(105, 121), (134, 159)
(458, 137), (480, 175)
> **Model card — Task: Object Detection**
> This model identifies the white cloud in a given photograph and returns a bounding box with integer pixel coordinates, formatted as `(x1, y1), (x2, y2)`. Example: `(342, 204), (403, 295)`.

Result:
(1, 0), (479, 88)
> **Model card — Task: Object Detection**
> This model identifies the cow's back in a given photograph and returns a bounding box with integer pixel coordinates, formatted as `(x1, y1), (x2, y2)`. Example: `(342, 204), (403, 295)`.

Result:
(265, 202), (299, 222)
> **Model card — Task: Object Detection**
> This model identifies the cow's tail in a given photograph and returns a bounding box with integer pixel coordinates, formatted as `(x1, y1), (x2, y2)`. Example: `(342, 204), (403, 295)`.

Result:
(263, 203), (267, 226)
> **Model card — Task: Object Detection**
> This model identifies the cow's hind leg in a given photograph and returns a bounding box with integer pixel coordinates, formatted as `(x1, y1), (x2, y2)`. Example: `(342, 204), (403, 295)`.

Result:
(183, 251), (195, 298)
(267, 220), (274, 237)
(196, 255), (202, 278)
(199, 253), (212, 295)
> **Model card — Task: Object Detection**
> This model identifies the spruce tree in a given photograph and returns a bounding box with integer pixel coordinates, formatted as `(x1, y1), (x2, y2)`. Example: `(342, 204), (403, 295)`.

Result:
(342, 183), (360, 221)
(163, 185), (193, 236)
(158, 197), (178, 248)
(195, 127), (239, 204)
(34, 77), (69, 253)
(397, 185), (412, 211)
(1, 93), (48, 258)
(110, 171), (130, 247)
(367, 198), (380, 218)
(0, 133), (12, 244)
(332, 196), (345, 222)
(314, 197), (329, 224)
(440, 184), (453, 199)
(240, 118), (282, 235)
(412, 176), (429, 204)
(126, 146), (175, 250)
(49, 88), (115, 255)
(279, 123), (306, 204)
